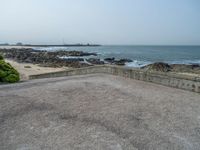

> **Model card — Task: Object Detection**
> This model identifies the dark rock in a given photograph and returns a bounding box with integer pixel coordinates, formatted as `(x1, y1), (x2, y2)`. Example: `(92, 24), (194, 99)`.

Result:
(114, 59), (133, 66)
(144, 62), (172, 72)
(86, 58), (104, 65)
(55, 50), (97, 57)
(0, 48), (93, 68)
(62, 58), (84, 62)
(104, 58), (133, 65)
(114, 60), (126, 65)
(118, 58), (133, 63)
(191, 64), (200, 69)
(104, 57), (115, 63)
(24, 58), (33, 63)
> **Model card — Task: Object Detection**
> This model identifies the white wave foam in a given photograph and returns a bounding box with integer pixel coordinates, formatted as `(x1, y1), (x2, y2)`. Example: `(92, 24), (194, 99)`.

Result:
(33, 47), (69, 51)
(126, 60), (200, 68)
(59, 56), (84, 59)
(125, 60), (152, 68)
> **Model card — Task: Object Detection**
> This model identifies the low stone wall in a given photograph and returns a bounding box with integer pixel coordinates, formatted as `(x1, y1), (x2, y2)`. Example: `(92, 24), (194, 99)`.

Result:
(29, 65), (200, 93)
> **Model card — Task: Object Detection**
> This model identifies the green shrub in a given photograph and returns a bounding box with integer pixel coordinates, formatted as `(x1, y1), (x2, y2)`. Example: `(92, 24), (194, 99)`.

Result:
(0, 54), (3, 60)
(0, 59), (20, 83)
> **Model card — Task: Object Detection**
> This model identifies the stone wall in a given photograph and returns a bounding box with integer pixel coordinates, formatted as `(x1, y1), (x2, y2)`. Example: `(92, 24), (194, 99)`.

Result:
(29, 65), (200, 93)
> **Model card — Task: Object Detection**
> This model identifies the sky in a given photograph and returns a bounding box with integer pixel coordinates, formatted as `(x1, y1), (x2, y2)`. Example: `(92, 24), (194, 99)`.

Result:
(0, 0), (200, 45)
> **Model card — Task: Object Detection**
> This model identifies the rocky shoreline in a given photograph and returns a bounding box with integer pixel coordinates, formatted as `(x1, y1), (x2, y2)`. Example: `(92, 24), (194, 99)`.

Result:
(142, 62), (200, 74)
(0, 48), (200, 74)
(0, 48), (133, 67)
(0, 48), (96, 68)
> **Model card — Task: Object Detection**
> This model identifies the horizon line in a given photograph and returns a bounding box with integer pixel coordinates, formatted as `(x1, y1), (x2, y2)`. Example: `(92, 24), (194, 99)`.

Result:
(0, 43), (200, 47)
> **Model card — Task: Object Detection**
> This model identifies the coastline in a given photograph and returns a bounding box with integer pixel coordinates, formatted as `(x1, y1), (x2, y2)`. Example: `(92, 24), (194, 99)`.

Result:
(1, 47), (199, 81)
(1, 45), (200, 68)
(0, 44), (100, 50)
(5, 59), (68, 81)
(6, 59), (200, 83)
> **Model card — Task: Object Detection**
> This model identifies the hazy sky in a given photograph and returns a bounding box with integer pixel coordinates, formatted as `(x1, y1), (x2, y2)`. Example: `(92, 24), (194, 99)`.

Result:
(0, 0), (200, 45)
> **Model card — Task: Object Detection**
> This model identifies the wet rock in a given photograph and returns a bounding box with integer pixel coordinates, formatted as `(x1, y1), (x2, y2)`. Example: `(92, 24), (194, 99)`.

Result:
(86, 58), (104, 65)
(114, 59), (133, 66)
(114, 60), (126, 65)
(104, 58), (133, 65)
(104, 57), (115, 63)
(119, 58), (133, 63)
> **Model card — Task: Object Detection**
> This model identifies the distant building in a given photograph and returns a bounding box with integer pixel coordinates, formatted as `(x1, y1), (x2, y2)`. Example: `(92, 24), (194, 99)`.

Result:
(16, 42), (23, 46)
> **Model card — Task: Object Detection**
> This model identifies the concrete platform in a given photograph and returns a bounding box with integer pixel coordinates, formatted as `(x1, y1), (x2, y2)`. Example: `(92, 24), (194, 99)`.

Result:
(0, 74), (200, 150)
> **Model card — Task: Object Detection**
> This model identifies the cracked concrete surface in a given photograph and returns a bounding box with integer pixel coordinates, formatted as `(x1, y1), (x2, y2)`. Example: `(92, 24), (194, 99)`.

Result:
(0, 74), (200, 150)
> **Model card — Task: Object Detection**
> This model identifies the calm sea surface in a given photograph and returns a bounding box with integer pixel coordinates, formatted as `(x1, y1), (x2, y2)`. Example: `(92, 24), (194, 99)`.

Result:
(35, 45), (200, 67)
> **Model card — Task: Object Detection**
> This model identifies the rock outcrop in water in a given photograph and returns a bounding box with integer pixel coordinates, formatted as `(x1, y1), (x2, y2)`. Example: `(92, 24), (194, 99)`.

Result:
(104, 57), (115, 63)
(86, 58), (105, 65)
(2, 48), (199, 74)
(104, 57), (133, 65)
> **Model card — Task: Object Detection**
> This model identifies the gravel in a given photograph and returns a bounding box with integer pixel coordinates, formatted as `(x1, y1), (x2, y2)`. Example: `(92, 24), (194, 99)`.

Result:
(0, 74), (200, 150)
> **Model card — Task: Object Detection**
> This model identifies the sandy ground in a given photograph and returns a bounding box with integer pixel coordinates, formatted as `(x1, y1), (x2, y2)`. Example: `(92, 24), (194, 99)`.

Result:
(5, 59), (67, 80)
(0, 74), (200, 150)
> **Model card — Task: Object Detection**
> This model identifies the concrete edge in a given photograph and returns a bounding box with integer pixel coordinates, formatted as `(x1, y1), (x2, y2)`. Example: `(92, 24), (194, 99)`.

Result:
(29, 65), (200, 93)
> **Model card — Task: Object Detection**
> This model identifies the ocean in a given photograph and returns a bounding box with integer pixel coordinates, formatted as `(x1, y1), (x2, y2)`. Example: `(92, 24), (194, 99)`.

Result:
(35, 45), (200, 67)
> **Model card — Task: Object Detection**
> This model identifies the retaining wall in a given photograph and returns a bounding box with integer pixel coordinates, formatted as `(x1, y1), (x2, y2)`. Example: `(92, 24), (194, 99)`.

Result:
(29, 65), (200, 93)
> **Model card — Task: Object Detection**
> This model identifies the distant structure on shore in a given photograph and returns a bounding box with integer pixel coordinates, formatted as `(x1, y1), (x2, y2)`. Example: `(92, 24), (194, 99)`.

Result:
(0, 43), (9, 46)
(16, 42), (23, 46)
(24, 44), (101, 47)
(0, 42), (101, 47)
